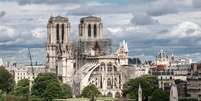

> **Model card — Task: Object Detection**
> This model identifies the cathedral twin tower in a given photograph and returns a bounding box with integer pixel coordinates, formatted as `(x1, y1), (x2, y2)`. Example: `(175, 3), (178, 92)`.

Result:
(47, 16), (103, 45)
(47, 16), (108, 77)
(79, 16), (103, 40)
(47, 16), (70, 45)
(47, 16), (128, 97)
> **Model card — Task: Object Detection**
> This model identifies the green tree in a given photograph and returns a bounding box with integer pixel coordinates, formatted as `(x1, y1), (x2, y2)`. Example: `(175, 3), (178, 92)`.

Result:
(151, 88), (169, 101)
(31, 73), (72, 100)
(31, 73), (58, 97)
(0, 66), (14, 94)
(81, 84), (101, 98)
(14, 79), (29, 98)
(123, 75), (158, 100)
(43, 82), (64, 100)
(62, 84), (73, 98)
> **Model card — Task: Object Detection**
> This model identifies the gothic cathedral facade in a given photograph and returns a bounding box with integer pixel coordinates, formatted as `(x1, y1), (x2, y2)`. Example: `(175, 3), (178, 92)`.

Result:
(47, 16), (129, 98)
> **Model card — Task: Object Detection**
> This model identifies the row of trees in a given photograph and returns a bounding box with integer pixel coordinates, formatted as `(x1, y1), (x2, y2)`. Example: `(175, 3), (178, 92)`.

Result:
(0, 66), (101, 100)
(0, 66), (14, 94)
(31, 73), (72, 100)
(0, 66), (73, 100)
(0, 66), (168, 101)
(0, 66), (182, 101)
(123, 75), (169, 101)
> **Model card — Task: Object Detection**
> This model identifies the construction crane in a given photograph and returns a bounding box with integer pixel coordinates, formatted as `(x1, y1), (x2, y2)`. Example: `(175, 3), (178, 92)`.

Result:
(28, 48), (35, 79)
(28, 48), (34, 101)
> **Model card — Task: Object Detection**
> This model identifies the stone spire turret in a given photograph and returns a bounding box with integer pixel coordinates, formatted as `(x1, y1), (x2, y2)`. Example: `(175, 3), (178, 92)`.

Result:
(170, 83), (178, 101)
(115, 40), (128, 65)
(138, 84), (142, 101)
(47, 16), (70, 73)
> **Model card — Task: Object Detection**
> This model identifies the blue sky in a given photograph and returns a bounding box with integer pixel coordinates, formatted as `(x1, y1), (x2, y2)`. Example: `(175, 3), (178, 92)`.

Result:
(0, 0), (201, 64)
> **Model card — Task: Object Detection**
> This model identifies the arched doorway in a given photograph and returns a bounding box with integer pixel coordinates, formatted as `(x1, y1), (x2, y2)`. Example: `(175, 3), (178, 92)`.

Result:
(115, 92), (121, 98)
(107, 92), (113, 97)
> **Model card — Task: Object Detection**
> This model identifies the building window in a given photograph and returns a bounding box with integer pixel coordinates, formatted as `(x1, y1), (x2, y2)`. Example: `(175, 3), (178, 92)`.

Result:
(62, 24), (65, 43)
(107, 78), (112, 89)
(107, 62), (112, 72)
(80, 24), (84, 37)
(100, 77), (103, 88)
(100, 62), (105, 71)
(88, 24), (91, 37)
(94, 24), (97, 38)
(56, 24), (60, 43)
(73, 63), (76, 69)
(114, 67), (117, 71)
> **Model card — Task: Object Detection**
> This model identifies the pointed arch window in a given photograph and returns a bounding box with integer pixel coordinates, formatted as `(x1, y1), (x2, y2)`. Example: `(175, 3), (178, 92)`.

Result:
(62, 24), (65, 43)
(107, 62), (112, 72)
(88, 24), (91, 37)
(107, 78), (112, 89)
(94, 24), (97, 38)
(100, 62), (105, 71)
(56, 24), (60, 43)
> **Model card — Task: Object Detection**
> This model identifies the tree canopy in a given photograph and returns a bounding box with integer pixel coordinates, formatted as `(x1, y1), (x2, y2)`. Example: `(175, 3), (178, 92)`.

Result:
(31, 73), (72, 100)
(151, 88), (169, 101)
(14, 79), (29, 97)
(0, 66), (14, 93)
(123, 75), (158, 100)
(81, 84), (101, 98)
(62, 84), (73, 98)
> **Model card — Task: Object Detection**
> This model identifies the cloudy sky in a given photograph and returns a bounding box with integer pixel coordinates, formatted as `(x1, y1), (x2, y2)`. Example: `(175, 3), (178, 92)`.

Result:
(0, 0), (201, 64)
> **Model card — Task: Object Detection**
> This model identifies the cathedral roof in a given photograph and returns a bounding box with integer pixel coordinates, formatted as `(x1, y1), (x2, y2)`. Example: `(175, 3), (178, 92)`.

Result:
(80, 16), (101, 22)
(48, 16), (69, 23)
(86, 55), (117, 59)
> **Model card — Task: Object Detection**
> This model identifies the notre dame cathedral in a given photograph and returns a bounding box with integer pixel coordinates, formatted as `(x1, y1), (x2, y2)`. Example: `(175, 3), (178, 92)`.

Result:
(46, 16), (129, 97)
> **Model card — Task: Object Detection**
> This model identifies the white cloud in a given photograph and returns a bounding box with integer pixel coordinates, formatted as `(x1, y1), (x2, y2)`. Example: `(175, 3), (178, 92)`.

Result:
(182, 52), (201, 63)
(1, 0), (201, 63)
(131, 14), (158, 25)
(32, 28), (46, 39)
(0, 26), (16, 43)
(165, 21), (201, 38)
(0, 11), (6, 18)
(107, 27), (123, 34)
(0, 26), (46, 46)
(192, 0), (201, 8)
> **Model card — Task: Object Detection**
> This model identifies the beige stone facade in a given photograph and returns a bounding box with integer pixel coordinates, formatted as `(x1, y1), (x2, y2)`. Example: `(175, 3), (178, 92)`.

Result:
(47, 16), (129, 97)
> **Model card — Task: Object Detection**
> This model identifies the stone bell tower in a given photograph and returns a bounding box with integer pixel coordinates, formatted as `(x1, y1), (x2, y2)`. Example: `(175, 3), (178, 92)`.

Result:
(46, 16), (70, 74)
(47, 16), (76, 86)
(78, 16), (111, 57)
(79, 16), (103, 40)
